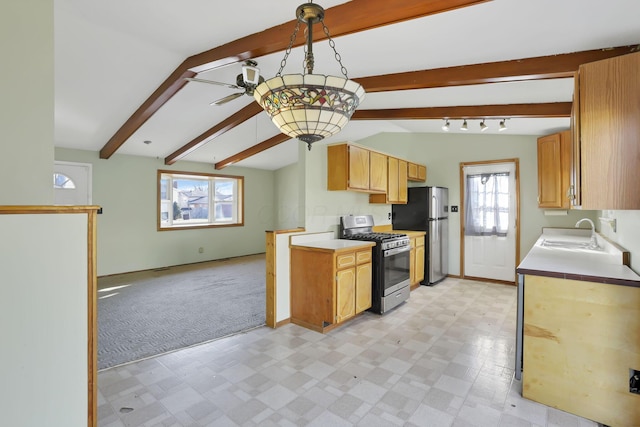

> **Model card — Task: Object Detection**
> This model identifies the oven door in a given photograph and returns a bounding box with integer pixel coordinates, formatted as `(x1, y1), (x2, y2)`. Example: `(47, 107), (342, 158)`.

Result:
(381, 245), (411, 296)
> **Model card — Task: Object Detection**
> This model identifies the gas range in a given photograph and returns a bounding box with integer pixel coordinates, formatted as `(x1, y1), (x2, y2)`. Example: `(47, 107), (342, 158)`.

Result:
(339, 215), (411, 314)
(341, 232), (410, 250)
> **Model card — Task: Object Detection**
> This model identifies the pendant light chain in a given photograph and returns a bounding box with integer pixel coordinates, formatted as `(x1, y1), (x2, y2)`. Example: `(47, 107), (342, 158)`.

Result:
(322, 21), (349, 79)
(276, 20), (301, 77)
(253, 1), (365, 150)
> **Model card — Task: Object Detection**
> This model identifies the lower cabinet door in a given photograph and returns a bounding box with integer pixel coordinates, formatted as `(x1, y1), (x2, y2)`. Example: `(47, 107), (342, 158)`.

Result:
(415, 244), (425, 283)
(336, 268), (356, 323)
(355, 262), (372, 313)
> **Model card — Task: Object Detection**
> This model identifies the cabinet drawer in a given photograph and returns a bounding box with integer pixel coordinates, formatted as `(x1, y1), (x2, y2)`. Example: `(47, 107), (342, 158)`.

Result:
(415, 236), (425, 247)
(356, 250), (372, 264)
(337, 253), (356, 269)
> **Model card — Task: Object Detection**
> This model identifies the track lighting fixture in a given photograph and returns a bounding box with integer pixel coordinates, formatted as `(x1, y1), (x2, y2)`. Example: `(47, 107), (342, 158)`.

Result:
(439, 118), (510, 132)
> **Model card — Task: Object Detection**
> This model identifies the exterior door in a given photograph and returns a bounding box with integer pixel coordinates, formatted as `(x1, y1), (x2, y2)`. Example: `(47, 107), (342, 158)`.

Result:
(54, 161), (92, 205)
(462, 161), (518, 283)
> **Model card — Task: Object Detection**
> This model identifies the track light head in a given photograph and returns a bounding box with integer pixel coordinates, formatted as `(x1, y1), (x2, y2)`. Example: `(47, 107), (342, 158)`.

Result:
(480, 120), (488, 132)
(499, 119), (508, 131)
(442, 119), (450, 131)
(460, 120), (468, 131)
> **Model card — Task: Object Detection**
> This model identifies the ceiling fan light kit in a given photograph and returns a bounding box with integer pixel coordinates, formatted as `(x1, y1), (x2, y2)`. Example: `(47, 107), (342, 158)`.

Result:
(253, 2), (365, 150)
(186, 60), (264, 106)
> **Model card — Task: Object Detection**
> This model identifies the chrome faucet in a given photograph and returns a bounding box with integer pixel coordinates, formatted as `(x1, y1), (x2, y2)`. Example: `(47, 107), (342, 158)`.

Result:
(575, 218), (598, 249)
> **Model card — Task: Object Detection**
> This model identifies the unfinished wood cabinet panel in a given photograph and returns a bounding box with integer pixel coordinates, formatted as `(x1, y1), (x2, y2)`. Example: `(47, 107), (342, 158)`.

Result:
(407, 162), (427, 181)
(579, 50), (640, 209)
(290, 244), (374, 333)
(537, 130), (571, 209)
(523, 275), (640, 427)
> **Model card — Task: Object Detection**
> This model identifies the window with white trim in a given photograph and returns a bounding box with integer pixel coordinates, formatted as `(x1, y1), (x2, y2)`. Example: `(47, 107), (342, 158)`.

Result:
(158, 170), (243, 230)
(53, 173), (76, 189)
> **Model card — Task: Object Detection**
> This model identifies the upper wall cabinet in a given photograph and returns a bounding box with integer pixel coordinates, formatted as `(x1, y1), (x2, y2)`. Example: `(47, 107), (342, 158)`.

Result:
(537, 130), (571, 209)
(407, 162), (427, 182)
(576, 51), (640, 210)
(327, 143), (387, 193)
(369, 156), (408, 204)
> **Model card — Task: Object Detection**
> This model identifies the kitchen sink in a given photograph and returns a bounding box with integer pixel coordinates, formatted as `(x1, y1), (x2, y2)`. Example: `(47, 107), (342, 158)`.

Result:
(540, 239), (601, 251)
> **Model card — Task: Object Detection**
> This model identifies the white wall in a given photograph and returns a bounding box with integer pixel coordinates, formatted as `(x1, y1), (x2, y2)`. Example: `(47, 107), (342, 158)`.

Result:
(0, 1), (54, 204)
(274, 162), (300, 229)
(599, 210), (640, 273)
(56, 148), (276, 276)
(301, 133), (598, 276)
(0, 213), (88, 427)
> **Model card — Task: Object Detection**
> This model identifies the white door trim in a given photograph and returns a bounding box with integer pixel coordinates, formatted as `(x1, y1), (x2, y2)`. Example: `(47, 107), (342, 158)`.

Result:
(459, 158), (520, 284)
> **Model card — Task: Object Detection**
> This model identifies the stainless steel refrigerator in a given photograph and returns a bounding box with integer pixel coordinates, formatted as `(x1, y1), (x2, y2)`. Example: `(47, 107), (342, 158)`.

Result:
(392, 186), (449, 285)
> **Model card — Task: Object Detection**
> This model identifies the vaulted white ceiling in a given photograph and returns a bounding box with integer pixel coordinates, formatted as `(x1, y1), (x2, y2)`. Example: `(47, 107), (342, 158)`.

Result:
(54, 0), (640, 170)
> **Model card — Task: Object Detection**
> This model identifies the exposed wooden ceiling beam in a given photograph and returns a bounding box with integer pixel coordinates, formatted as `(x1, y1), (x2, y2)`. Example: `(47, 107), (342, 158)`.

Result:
(354, 45), (640, 92)
(352, 102), (572, 120)
(100, 0), (489, 159)
(214, 133), (291, 170)
(169, 44), (636, 168)
(164, 102), (263, 165)
(99, 68), (196, 159)
(212, 102), (571, 169)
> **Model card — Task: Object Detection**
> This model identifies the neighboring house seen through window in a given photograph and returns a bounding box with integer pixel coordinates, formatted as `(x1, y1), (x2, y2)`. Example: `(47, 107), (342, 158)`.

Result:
(158, 170), (243, 230)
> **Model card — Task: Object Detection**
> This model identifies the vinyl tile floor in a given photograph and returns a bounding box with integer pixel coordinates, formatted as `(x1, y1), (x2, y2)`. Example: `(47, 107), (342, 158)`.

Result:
(98, 278), (599, 427)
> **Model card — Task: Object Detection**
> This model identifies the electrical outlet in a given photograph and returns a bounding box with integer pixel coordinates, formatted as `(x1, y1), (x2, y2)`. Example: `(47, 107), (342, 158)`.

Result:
(388, 212), (391, 220)
(198, 247), (204, 254)
(630, 369), (640, 394)
(451, 206), (459, 213)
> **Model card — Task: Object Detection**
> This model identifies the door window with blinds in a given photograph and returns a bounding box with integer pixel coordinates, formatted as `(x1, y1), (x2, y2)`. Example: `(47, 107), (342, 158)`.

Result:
(158, 170), (244, 230)
(464, 172), (510, 236)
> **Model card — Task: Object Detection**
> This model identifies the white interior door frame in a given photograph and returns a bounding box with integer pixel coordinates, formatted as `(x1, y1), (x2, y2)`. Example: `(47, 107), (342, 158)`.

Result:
(459, 158), (520, 284)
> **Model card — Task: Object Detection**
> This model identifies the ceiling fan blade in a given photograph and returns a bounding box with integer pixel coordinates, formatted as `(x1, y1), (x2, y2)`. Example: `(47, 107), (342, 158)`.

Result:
(185, 77), (241, 90)
(210, 92), (245, 106)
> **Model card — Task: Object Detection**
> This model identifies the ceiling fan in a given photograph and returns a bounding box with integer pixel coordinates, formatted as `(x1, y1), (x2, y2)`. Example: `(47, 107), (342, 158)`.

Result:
(186, 60), (264, 106)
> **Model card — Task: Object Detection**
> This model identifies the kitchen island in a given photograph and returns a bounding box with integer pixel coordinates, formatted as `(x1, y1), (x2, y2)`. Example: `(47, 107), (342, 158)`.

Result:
(516, 228), (640, 427)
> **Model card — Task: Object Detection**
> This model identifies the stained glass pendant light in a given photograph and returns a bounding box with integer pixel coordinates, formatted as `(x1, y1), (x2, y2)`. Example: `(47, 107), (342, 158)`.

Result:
(253, 2), (365, 150)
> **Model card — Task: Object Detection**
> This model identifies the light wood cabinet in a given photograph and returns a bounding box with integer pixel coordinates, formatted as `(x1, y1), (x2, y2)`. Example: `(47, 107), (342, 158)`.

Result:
(415, 237), (425, 285)
(570, 73), (582, 207)
(408, 162), (427, 181)
(327, 143), (387, 193)
(290, 243), (374, 333)
(409, 235), (425, 288)
(369, 151), (388, 193)
(370, 157), (408, 204)
(575, 50), (640, 209)
(537, 130), (571, 209)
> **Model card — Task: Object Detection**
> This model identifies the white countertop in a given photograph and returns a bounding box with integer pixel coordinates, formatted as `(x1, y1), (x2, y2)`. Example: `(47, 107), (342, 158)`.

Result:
(291, 239), (375, 251)
(517, 229), (640, 284)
